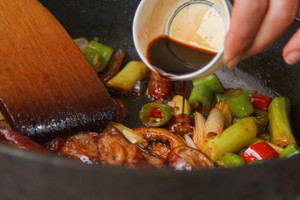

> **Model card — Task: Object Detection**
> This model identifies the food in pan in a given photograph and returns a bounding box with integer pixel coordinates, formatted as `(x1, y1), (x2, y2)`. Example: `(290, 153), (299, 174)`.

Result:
(0, 39), (298, 170)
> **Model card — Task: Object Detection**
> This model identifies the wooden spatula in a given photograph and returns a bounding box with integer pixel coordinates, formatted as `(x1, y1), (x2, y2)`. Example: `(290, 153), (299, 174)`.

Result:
(0, 0), (116, 142)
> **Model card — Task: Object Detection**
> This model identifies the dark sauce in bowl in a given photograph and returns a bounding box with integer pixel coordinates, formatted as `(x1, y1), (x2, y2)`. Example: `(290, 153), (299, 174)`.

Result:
(146, 36), (217, 75)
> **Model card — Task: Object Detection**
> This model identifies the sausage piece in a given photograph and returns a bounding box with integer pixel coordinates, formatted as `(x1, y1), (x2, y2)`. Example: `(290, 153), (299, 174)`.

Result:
(0, 129), (49, 153)
(113, 98), (130, 124)
(147, 71), (174, 100)
(99, 49), (125, 83)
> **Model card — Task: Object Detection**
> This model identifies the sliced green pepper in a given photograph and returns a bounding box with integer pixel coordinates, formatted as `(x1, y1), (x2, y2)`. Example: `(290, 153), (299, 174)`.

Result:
(244, 90), (257, 99)
(84, 40), (113, 73)
(193, 73), (225, 93)
(189, 84), (214, 113)
(252, 109), (269, 134)
(139, 102), (173, 127)
(221, 153), (244, 167)
(279, 144), (299, 158)
(224, 88), (255, 118)
(214, 93), (224, 104)
(268, 97), (296, 147)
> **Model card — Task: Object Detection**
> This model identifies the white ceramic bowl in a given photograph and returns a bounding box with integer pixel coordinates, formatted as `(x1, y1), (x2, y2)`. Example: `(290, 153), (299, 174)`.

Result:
(133, 0), (232, 80)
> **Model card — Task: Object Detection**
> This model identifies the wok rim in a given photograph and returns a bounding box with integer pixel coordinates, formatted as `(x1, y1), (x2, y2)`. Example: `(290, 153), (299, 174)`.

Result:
(1, 137), (299, 175)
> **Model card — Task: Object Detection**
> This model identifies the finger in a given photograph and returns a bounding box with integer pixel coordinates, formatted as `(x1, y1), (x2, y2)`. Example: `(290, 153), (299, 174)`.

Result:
(244, 0), (299, 58)
(283, 29), (300, 65)
(223, 0), (269, 68)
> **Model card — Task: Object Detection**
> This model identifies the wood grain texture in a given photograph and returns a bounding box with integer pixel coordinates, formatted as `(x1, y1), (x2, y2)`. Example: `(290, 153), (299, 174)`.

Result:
(0, 0), (116, 141)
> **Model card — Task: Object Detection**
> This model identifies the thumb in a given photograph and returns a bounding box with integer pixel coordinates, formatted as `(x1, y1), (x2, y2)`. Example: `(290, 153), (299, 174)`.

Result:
(283, 29), (300, 65)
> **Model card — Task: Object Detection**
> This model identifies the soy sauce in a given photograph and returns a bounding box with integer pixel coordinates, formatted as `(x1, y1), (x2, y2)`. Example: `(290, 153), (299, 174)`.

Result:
(146, 36), (217, 75)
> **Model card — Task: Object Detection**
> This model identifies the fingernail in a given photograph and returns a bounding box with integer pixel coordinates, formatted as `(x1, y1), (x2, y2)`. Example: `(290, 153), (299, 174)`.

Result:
(284, 51), (300, 65)
(224, 55), (241, 68)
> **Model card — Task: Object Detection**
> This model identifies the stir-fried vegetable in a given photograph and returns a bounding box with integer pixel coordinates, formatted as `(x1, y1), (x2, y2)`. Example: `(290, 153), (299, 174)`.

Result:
(221, 153), (244, 167)
(189, 73), (225, 113)
(202, 117), (257, 161)
(203, 108), (225, 141)
(268, 97), (296, 147)
(183, 134), (198, 149)
(252, 138), (284, 154)
(214, 93), (224, 104)
(139, 101), (173, 127)
(189, 84), (214, 112)
(171, 95), (191, 116)
(279, 144), (299, 158)
(244, 90), (257, 99)
(241, 141), (279, 164)
(106, 61), (149, 91)
(251, 93), (272, 111)
(193, 73), (225, 93)
(73, 37), (89, 52)
(215, 101), (232, 128)
(193, 111), (206, 149)
(84, 40), (113, 73)
(224, 88), (255, 118)
(109, 122), (147, 144)
(252, 109), (269, 134)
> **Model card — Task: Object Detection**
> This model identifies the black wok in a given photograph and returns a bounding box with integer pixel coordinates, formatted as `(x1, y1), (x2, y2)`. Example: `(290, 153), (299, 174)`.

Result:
(0, 0), (299, 199)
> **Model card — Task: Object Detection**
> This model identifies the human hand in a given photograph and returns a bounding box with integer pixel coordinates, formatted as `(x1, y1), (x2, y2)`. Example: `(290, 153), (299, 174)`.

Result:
(223, 0), (300, 68)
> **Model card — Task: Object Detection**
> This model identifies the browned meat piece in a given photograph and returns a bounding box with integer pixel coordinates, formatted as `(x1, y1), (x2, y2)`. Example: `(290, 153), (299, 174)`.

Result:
(0, 129), (50, 153)
(99, 49), (125, 83)
(141, 151), (165, 168)
(44, 138), (66, 152)
(98, 126), (152, 168)
(55, 132), (100, 164)
(166, 146), (214, 171)
(148, 142), (170, 160)
(167, 114), (193, 135)
(113, 98), (130, 124)
(147, 71), (174, 100)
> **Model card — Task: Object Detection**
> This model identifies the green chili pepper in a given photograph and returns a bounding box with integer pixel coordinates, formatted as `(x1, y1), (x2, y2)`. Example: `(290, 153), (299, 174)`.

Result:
(252, 109), (269, 134)
(193, 73), (225, 93)
(214, 93), (224, 104)
(279, 144), (299, 158)
(224, 88), (255, 118)
(139, 102), (173, 127)
(268, 97), (296, 147)
(244, 90), (257, 99)
(221, 153), (244, 167)
(189, 84), (214, 113)
(84, 41), (113, 73)
(258, 133), (270, 142)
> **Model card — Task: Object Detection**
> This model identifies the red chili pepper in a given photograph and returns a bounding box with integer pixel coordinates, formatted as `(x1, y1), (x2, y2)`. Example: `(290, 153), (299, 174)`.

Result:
(241, 141), (279, 164)
(150, 100), (164, 118)
(251, 93), (272, 111)
(153, 100), (164, 104)
(150, 107), (163, 118)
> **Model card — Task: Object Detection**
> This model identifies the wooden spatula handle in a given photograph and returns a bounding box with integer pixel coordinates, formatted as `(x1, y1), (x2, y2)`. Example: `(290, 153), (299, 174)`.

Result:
(0, 0), (116, 142)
